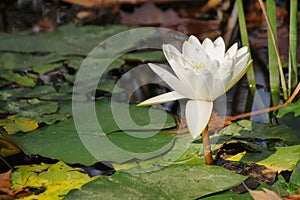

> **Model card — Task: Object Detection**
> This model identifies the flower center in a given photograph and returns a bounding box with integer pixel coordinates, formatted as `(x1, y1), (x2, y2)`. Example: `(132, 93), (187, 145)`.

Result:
(194, 62), (204, 70)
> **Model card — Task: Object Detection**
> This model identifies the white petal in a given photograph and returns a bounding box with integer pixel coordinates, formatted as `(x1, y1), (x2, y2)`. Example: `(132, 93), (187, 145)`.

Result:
(137, 91), (186, 106)
(213, 37), (226, 61)
(220, 57), (234, 79)
(202, 38), (214, 50)
(186, 100), (213, 139)
(182, 36), (209, 65)
(163, 44), (190, 75)
(185, 35), (202, 49)
(226, 56), (251, 91)
(192, 68), (214, 100)
(148, 63), (195, 98)
(202, 38), (214, 58)
(225, 43), (238, 58)
(236, 46), (248, 58)
(189, 60), (220, 100)
(161, 46), (200, 98)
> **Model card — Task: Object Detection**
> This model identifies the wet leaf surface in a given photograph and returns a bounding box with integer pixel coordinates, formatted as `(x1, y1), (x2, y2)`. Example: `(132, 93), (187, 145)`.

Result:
(6, 99), (175, 165)
(66, 164), (247, 199)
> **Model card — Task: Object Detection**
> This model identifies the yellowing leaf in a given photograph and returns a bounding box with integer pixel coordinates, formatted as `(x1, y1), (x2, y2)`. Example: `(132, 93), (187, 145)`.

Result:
(225, 151), (246, 161)
(0, 135), (22, 157)
(257, 145), (300, 172)
(11, 161), (98, 200)
(0, 115), (38, 134)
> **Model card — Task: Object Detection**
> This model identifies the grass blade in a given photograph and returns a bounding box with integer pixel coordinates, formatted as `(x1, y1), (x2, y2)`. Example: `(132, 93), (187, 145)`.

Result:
(258, 0), (288, 104)
(236, 0), (256, 92)
(288, 0), (298, 95)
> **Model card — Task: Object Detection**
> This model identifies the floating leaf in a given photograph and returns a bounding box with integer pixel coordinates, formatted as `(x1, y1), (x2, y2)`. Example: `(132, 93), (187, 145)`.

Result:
(0, 68), (36, 87)
(257, 145), (300, 172)
(66, 164), (247, 199)
(121, 50), (165, 62)
(7, 99), (175, 165)
(0, 115), (38, 134)
(277, 98), (300, 118)
(290, 160), (300, 185)
(11, 161), (98, 200)
(0, 99), (69, 126)
(218, 119), (300, 145)
(0, 85), (71, 101)
(0, 134), (22, 157)
(0, 25), (129, 55)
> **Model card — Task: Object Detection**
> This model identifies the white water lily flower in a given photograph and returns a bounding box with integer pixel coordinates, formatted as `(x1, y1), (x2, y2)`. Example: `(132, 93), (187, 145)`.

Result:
(138, 36), (251, 138)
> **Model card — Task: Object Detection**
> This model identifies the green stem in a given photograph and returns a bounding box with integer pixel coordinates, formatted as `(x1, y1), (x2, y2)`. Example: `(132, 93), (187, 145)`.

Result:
(236, 0), (256, 93)
(258, 0), (288, 103)
(266, 0), (280, 105)
(289, 0), (298, 95)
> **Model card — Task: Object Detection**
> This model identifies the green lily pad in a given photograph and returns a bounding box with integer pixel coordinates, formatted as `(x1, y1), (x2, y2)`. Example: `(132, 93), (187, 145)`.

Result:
(277, 99), (300, 118)
(218, 120), (300, 145)
(0, 52), (63, 70)
(121, 50), (165, 62)
(6, 99), (176, 165)
(201, 190), (253, 200)
(0, 25), (129, 55)
(0, 99), (69, 131)
(66, 164), (247, 199)
(229, 145), (300, 172)
(0, 68), (36, 87)
(0, 85), (71, 101)
(256, 145), (300, 172)
(290, 160), (300, 185)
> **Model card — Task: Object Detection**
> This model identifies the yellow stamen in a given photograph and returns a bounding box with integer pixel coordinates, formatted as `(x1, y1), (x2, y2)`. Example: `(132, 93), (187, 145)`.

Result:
(194, 63), (204, 70)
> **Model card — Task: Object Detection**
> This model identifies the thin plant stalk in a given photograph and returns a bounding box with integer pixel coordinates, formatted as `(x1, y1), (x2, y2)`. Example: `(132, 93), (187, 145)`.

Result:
(288, 0), (298, 95)
(224, 1), (238, 46)
(258, 0), (288, 102)
(202, 125), (213, 165)
(236, 0), (256, 92)
(228, 82), (300, 121)
(266, 0), (280, 105)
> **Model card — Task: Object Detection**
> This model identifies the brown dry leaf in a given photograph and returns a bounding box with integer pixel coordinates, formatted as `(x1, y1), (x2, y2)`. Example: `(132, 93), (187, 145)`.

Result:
(62, 0), (192, 8)
(0, 170), (13, 196)
(283, 194), (300, 200)
(208, 111), (232, 132)
(120, 1), (221, 40)
(0, 170), (31, 199)
(245, 1), (288, 30)
(199, 0), (222, 13)
(120, 1), (186, 27)
(167, 111), (230, 135)
(30, 18), (56, 34)
(246, 186), (283, 200)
